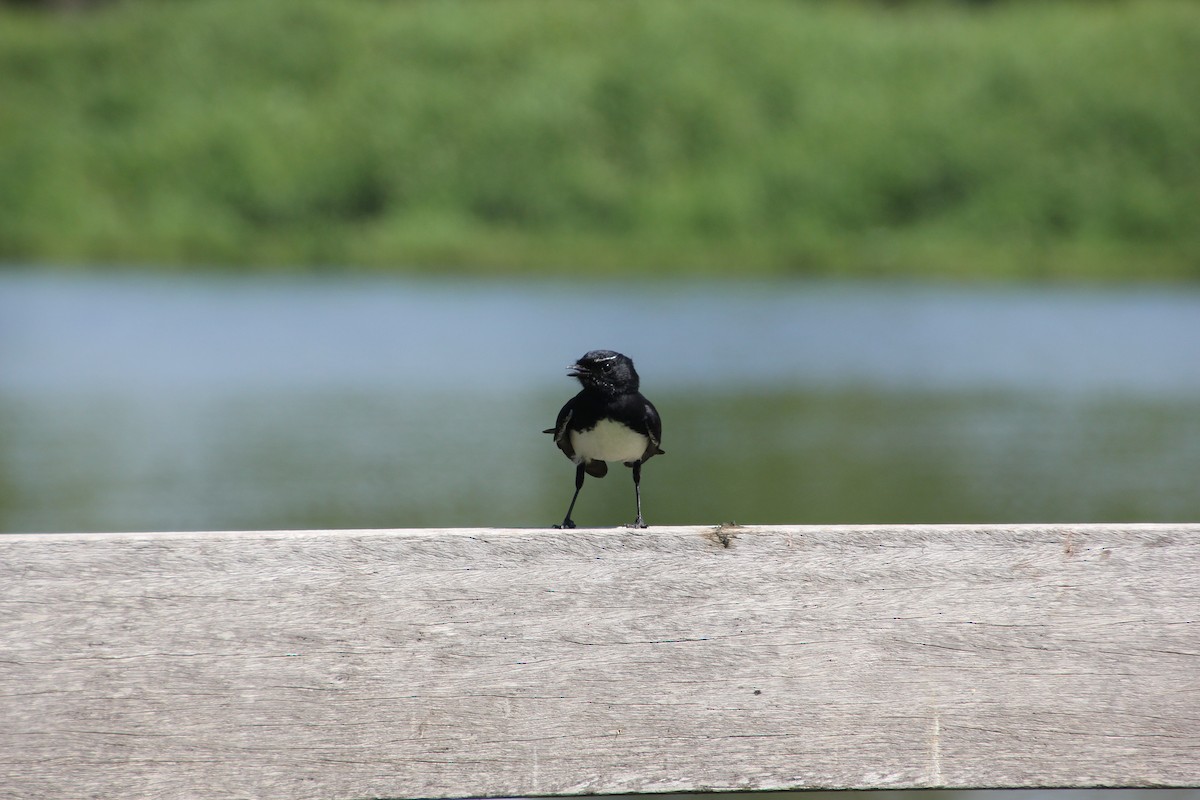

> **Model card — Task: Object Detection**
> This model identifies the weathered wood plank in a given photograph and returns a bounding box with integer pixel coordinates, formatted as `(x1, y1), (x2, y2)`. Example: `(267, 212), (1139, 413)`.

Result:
(1, 524), (1198, 799)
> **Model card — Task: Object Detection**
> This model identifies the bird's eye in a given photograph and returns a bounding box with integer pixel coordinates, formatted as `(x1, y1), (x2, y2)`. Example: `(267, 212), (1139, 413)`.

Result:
(601, 362), (613, 373)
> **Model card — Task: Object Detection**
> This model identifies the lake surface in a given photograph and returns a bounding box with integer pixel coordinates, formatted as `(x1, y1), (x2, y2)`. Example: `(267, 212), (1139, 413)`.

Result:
(2, 270), (1199, 534)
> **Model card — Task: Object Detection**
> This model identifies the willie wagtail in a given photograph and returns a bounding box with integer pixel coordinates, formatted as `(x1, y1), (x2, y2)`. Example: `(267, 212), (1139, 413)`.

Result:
(544, 350), (664, 528)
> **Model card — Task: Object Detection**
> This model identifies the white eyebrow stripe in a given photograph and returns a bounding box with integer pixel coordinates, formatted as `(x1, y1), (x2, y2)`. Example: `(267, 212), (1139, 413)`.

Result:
(594, 355), (618, 362)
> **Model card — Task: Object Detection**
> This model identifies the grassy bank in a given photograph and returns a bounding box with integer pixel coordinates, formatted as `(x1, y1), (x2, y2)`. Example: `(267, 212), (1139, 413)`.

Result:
(1, 0), (1197, 279)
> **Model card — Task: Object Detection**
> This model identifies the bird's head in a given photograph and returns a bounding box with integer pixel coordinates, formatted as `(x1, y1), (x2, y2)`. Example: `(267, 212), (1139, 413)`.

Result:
(568, 350), (640, 394)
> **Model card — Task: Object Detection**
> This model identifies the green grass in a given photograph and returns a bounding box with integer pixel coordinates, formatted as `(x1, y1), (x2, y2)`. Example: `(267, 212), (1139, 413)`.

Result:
(1, 0), (1198, 279)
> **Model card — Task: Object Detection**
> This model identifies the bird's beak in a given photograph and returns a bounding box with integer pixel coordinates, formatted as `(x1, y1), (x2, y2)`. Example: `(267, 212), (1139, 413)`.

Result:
(567, 362), (589, 378)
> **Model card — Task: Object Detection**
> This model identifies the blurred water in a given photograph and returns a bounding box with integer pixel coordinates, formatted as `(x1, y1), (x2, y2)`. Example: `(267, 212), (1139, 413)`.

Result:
(2, 270), (1199, 533)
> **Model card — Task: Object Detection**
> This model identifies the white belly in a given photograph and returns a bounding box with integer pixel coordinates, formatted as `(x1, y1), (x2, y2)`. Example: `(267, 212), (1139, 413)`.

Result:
(570, 419), (648, 463)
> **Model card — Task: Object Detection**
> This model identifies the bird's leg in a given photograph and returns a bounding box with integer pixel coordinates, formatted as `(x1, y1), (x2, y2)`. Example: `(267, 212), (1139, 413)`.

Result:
(626, 461), (647, 529)
(554, 463), (586, 529)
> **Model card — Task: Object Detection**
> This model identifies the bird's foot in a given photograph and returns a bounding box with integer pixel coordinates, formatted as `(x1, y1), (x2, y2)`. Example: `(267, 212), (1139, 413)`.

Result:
(624, 517), (648, 529)
(554, 519), (577, 529)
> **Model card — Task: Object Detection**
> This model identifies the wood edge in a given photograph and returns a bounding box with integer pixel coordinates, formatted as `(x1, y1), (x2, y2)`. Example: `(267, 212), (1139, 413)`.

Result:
(2, 522), (1198, 543)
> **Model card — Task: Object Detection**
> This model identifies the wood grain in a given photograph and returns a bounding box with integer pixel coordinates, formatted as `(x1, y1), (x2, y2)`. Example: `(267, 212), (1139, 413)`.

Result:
(2, 525), (1198, 799)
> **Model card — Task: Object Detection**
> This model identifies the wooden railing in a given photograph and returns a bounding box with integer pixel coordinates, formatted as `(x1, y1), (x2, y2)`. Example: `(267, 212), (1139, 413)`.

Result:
(2, 524), (1198, 799)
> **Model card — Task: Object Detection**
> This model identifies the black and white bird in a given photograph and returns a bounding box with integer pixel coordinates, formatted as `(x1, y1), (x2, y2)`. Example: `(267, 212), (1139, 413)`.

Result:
(544, 350), (664, 529)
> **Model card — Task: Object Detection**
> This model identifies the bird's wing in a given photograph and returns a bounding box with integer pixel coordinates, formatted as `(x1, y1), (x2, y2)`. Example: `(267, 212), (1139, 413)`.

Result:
(640, 397), (665, 460)
(544, 402), (576, 459)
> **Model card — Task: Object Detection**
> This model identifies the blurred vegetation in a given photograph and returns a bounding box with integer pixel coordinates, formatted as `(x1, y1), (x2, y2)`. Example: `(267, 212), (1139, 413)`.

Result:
(0, 0), (1197, 279)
